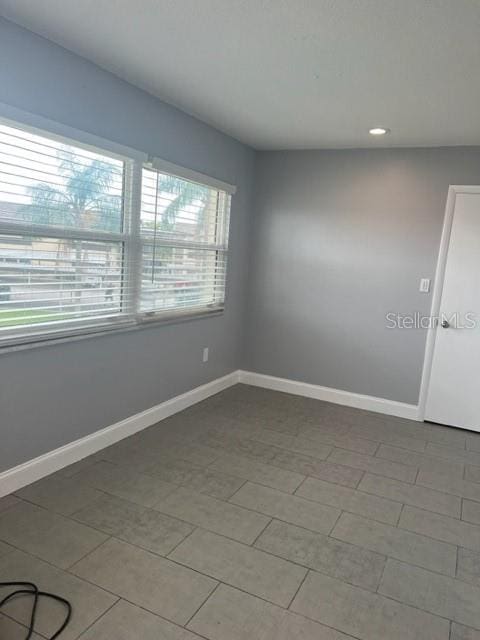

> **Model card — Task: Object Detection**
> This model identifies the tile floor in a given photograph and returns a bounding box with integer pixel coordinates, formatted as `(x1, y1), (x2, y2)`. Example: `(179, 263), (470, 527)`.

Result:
(1, 383), (480, 639)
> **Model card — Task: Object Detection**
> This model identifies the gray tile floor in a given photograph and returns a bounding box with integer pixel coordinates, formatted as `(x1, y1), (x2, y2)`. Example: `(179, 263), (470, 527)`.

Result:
(1, 383), (480, 639)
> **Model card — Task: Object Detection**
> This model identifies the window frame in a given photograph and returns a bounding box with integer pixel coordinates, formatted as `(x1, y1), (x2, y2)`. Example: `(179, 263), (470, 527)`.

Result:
(138, 162), (232, 320)
(0, 104), (235, 350)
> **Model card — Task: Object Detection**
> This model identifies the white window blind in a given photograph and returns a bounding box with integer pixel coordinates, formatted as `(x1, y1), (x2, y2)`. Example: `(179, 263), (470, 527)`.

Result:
(139, 166), (230, 316)
(0, 116), (234, 347)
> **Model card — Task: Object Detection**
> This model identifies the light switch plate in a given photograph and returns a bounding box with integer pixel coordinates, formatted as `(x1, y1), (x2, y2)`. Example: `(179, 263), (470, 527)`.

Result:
(419, 278), (431, 293)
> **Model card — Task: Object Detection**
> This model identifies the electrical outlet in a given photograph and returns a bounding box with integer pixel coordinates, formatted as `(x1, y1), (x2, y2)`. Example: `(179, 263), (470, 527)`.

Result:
(202, 347), (209, 363)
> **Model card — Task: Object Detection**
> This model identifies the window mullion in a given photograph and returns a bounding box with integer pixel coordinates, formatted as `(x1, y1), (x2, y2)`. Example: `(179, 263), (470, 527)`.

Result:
(123, 159), (143, 319)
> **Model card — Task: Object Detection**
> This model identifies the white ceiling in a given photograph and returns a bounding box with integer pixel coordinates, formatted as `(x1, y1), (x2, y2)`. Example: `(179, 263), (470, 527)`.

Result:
(2, 0), (480, 150)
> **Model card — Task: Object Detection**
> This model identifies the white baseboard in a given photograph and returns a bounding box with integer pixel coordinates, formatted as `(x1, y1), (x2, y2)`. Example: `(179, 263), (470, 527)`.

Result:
(0, 368), (420, 498)
(238, 370), (420, 421)
(0, 370), (240, 497)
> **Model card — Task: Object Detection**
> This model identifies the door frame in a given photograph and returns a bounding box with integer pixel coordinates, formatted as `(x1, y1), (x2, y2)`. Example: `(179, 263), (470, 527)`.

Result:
(418, 185), (480, 422)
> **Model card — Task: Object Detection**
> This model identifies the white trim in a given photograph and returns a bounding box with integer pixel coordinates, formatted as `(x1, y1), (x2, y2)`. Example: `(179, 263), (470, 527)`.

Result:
(0, 101), (147, 162)
(238, 370), (420, 420)
(0, 367), (424, 497)
(0, 370), (240, 497)
(417, 185), (480, 420)
(149, 156), (237, 195)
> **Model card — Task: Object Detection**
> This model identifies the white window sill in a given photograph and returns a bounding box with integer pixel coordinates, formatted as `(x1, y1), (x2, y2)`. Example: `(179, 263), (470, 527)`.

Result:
(0, 308), (224, 356)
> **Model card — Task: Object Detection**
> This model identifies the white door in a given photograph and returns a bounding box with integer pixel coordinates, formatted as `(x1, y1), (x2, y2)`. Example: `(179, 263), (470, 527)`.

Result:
(425, 188), (480, 431)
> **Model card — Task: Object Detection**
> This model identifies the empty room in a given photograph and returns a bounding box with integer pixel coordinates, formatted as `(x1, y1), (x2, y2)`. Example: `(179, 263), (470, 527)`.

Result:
(1, 1), (480, 639)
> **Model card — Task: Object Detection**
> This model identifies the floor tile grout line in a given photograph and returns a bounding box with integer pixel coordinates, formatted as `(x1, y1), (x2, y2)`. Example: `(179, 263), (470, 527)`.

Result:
(192, 496), (478, 583)
(260, 512), (340, 540)
(18, 466), (279, 521)
(286, 595), (371, 640)
(375, 557), (480, 626)
(353, 469), (366, 488)
(0, 535), (107, 582)
(164, 525), (199, 557)
(324, 451), (420, 483)
(356, 475), (463, 519)
(384, 549), (480, 590)
(90, 428), (480, 494)
(252, 526), (387, 590)
(0, 610), (50, 639)
(228, 490), (403, 528)
(205, 453), (311, 494)
(73, 595), (120, 639)
(209, 468), (307, 497)
(356, 467), (422, 485)
(185, 578), (316, 623)
(66, 541), (223, 609)
(248, 516), (274, 547)
(285, 567), (311, 610)
(167, 520), (342, 580)
(167, 511), (461, 585)
(372, 440), (382, 456)
(66, 498), (198, 548)
(201, 436), (480, 478)
(293, 565), (454, 628)
(327, 523), (460, 581)
(0, 550), (121, 639)
(415, 476), (480, 501)
(396, 502), (405, 527)
(68, 482), (217, 519)
(292, 474), (309, 496)
(397, 500), (480, 527)
(291, 485), (404, 525)
(2, 529), (472, 635)
(0, 526), (112, 577)
(182, 580), (221, 630)
(0, 464), (475, 526)
(326, 506), (344, 535)
(65, 534), (114, 572)
(377, 448), (478, 475)
(4, 476), (469, 561)
(310, 432), (477, 468)
(70, 526), (312, 595)
(224, 476), (249, 500)
(374, 552), (389, 594)
(195, 440), (372, 487)
(63, 470), (276, 521)
(91, 589), (215, 640)
(324, 511), (460, 586)
(0, 498), (25, 516)
(71, 519), (433, 609)
(67, 502), (268, 556)
(183, 575), (367, 640)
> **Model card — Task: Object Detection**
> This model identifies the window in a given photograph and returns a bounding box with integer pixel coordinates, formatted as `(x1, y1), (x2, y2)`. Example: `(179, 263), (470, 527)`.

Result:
(140, 166), (230, 316)
(0, 116), (234, 347)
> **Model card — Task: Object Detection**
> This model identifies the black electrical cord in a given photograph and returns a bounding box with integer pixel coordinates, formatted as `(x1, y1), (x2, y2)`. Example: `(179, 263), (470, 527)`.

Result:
(0, 581), (72, 639)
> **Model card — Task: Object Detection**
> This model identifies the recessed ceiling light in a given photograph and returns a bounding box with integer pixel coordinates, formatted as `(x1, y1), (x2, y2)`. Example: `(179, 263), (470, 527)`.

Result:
(369, 127), (390, 136)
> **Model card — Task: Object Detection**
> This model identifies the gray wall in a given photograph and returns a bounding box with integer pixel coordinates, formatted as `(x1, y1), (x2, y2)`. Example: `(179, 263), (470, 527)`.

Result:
(4, 18), (480, 474)
(245, 148), (480, 405)
(0, 18), (255, 471)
